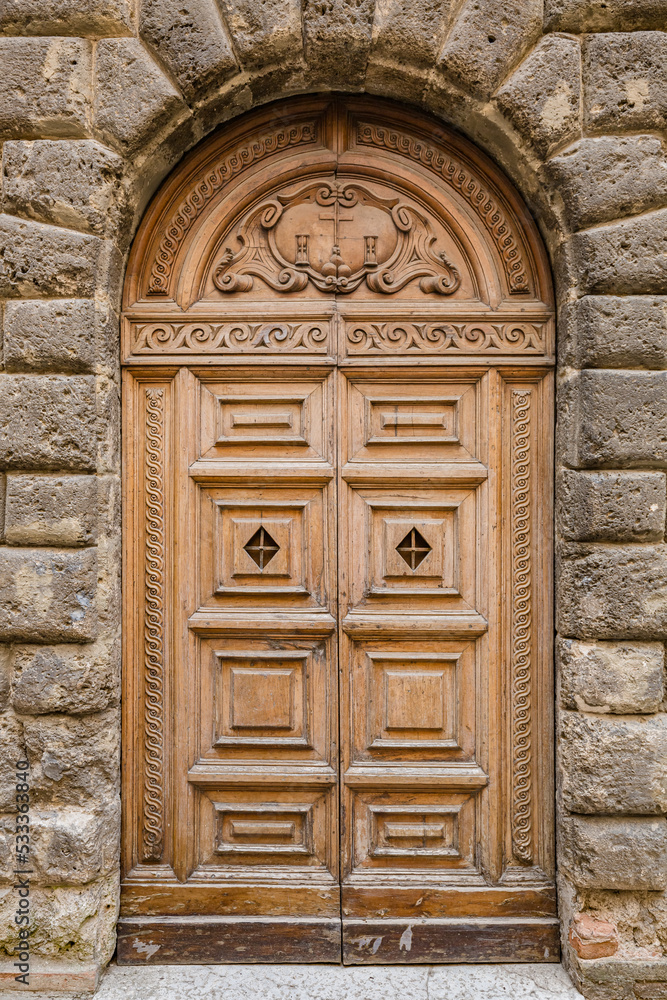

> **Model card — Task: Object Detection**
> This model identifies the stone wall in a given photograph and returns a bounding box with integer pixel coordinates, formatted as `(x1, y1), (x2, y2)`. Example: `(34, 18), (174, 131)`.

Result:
(0, 1), (665, 995)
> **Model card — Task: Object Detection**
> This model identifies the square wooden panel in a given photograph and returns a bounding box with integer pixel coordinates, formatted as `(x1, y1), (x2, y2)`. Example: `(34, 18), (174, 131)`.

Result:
(347, 638), (477, 762)
(345, 487), (477, 613)
(196, 485), (331, 610)
(344, 378), (484, 466)
(199, 377), (331, 462)
(350, 790), (478, 872)
(198, 786), (335, 872)
(198, 635), (335, 763)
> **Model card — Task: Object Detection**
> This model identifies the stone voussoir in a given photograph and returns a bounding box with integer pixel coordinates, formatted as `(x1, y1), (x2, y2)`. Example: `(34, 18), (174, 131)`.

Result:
(560, 295), (667, 370)
(557, 470), (666, 543)
(559, 710), (667, 814)
(557, 637), (665, 715)
(560, 815), (667, 890)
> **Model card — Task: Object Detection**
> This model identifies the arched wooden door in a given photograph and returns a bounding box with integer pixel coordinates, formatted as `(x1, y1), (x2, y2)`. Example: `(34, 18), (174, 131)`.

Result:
(119, 95), (556, 965)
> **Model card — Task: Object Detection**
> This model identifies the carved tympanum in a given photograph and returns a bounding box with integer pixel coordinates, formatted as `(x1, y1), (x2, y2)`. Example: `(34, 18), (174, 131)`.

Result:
(213, 180), (461, 296)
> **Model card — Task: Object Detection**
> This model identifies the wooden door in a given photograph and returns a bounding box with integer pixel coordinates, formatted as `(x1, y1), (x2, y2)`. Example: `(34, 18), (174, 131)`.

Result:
(118, 96), (557, 965)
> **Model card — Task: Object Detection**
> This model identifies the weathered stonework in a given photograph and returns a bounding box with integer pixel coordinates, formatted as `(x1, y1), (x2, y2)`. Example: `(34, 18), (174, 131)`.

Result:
(0, 1), (664, 995)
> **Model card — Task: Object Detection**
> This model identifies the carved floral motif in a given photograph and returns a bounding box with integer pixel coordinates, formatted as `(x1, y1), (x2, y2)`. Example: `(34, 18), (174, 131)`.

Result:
(142, 387), (165, 862)
(511, 388), (533, 865)
(147, 121), (319, 295)
(346, 321), (546, 354)
(213, 180), (461, 296)
(131, 321), (330, 354)
(355, 121), (531, 295)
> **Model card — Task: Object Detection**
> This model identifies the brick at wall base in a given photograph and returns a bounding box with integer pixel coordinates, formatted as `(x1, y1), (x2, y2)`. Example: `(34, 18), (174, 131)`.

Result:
(568, 956), (667, 1000)
(0, 959), (100, 992)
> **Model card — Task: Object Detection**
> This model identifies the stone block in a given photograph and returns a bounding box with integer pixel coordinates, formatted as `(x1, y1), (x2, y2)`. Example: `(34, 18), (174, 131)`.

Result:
(561, 295), (667, 370)
(560, 711), (667, 814)
(546, 0), (667, 31)
(438, 0), (542, 101)
(0, 650), (11, 713)
(0, 714), (27, 813)
(0, 0), (133, 36)
(561, 816), (667, 890)
(584, 32), (667, 133)
(570, 208), (667, 296)
(303, 0), (375, 86)
(558, 638), (665, 714)
(495, 35), (581, 159)
(545, 136), (667, 231)
(0, 547), (97, 642)
(94, 38), (188, 156)
(0, 475), (5, 542)
(0, 375), (96, 471)
(216, 0), (301, 69)
(2, 140), (126, 237)
(558, 471), (666, 543)
(0, 216), (104, 299)
(0, 38), (91, 139)
(23, 709), (118, 809)
(557, 544), (667, 640)
(5, 474), (98, 546)
(370, 0), (454, 69)
(3, 299), (98, 374)
(11, 641), (117, 715)
(560, 371), (667, 469)
(28, 804), (119, 885)
(140, 0), (236, 100)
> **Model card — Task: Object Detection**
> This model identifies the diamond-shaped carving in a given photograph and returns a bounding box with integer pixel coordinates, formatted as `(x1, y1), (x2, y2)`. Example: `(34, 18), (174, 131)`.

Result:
(244, 526), (280, 570)
(396, 527), (431, 570)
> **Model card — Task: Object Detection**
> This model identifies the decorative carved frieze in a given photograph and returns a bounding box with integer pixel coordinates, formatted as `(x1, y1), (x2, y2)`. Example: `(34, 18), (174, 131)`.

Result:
(511, 388), (533, 865)
(355, 121), (531, 296)
(346, 321), (546, 354)
(131, 321), (330, 354)
(147, 121), (319, 296)
(142, 387), (166, 863)
(213, 180), (461, 296)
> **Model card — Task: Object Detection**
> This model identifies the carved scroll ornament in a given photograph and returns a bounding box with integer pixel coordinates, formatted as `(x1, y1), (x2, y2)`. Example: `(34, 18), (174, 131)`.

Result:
(213, 180), (461, 296)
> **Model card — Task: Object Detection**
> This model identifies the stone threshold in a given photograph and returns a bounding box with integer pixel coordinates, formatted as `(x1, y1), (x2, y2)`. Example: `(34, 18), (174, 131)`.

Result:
(0, 961), (584, 998)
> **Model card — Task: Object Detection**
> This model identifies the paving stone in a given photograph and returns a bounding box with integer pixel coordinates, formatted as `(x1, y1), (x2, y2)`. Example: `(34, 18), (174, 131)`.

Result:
(303, 0), (375, 86)
(570, 208), (667, 296)
(560, 816), (667, 890)
(5, 474), (98, 546)
(11, 640), (118, 716)
(0, 0), (133, 36)
(560, 711), (667, 814)
(370, 0), (455, 68)
(546, 0), (667, 31)
(0, 547), (97, 642)
(216, 0), (301, 68)
(557, 543), (667, 640)
(0, 375), (97, 471)
(560, 295), (667, 370)
(0, 37), (91, 139)
(3, 299), (98, 374)
(2, 140), (126, 237)
(139, 0), (237, 101)
(560, 370), (667, 469)
(94, 38), (188, 156)
(438, 0), (542, 100)
(584, 31), (667, 133)
(558, 637), (665, 714)
(558, 471), (666, 542)
(0, 216), (104, 299)
(545, 136), (667, 231)
(496, 35), (581, 158)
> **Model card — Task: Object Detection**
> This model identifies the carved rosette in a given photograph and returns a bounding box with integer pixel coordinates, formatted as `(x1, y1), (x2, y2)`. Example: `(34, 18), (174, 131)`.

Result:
(355, 121), (530, 295)
(511, 389), (533, 865)
(142, 387), (165, 862)
(147, 121), (318, 296)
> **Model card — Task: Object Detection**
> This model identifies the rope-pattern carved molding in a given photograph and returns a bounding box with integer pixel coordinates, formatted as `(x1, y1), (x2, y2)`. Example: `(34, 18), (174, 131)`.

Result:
(511, 388), (533, 865)
(355, 122), (531, 295)
(346, 321), (546, 355)
(131, 321), (330, 354)
(147, 121), (319, 296)
(142, 387), (165, 863)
